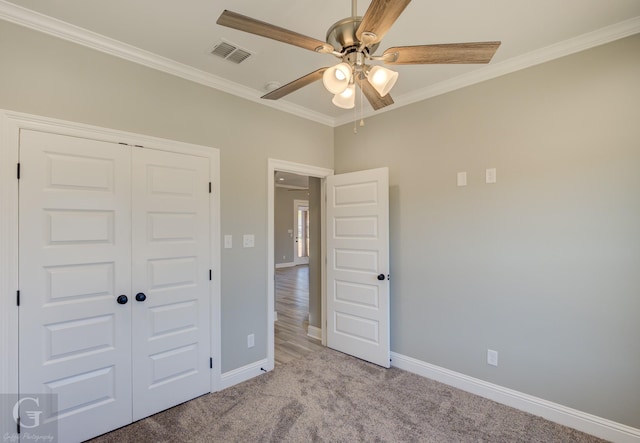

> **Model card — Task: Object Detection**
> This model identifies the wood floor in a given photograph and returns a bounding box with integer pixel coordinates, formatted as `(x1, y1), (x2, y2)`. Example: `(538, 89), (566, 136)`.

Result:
(274, 265), (324, 366)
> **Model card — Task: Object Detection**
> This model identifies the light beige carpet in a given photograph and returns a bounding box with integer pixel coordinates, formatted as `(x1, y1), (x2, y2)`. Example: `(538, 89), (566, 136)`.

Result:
(89, 348), (606, 442)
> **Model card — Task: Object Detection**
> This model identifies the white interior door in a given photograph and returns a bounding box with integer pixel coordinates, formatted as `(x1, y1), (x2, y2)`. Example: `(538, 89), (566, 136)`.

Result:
(131, 148), (211, 420)
(326, 167), (390, 368)
(19, 130), (133, 442)
(19, 130), (213, 441)
(294, 199), (310, 265)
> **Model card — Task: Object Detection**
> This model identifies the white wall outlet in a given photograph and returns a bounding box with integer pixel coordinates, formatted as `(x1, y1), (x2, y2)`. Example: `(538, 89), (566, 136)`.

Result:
(457, 171), (467, 187)
(247, 333), (255, 348)
(243, 234), (255, 248)
(485, 168), (497, 184)
(224, 235), (232, 249)
(487, 349), (498, 366)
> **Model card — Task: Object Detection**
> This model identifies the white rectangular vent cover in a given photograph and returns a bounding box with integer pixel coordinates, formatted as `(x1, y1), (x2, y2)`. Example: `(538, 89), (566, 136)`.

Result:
(211, 41), (252, 64)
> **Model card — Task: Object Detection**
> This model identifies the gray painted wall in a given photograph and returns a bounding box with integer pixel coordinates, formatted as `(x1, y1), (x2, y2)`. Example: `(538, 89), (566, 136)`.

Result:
(334, 34), (640, 428)
(0, 20), (333, 373)
(308, 177), (321, 329)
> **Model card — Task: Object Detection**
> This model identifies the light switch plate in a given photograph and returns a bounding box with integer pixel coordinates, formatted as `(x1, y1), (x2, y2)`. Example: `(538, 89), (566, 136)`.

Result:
(486, 168), (497, 184)
(224, 235), (232, 249)
(457, 172), (467, 187)
(243, 234), (255, 248)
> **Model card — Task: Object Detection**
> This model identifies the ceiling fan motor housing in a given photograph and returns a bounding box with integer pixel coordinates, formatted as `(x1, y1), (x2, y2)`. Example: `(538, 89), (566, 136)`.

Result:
(326, 17), (380, 55)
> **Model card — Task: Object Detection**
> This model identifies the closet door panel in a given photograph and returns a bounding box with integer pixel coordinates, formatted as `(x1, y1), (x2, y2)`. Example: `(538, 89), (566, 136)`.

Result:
(18, 130), (133, 443)
(131, 148), (211, 421)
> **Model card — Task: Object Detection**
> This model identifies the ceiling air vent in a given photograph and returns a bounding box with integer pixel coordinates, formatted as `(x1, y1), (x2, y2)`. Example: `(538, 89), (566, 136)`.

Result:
(211, 41), (252, 64)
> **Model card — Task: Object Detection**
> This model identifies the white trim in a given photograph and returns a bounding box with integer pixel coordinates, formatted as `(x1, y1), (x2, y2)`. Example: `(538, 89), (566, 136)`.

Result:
(267, 159), (333, 372)
(307, 326), (322, 341)
(333, 16), (640, 126)
(219, 359), (268, 390)
(390, 352), (640, 443)
(2, 1), (638, 128)
(0, 110), (222, 431)
(0, 0), (333, 127)
(275, 262), (296, 269)
(0, 111), (19, 434)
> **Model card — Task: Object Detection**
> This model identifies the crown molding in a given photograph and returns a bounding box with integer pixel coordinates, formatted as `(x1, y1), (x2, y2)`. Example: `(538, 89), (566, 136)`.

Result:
(333, 15), (640, 126)
(0, 0), (335, 126)
(1, 1), (638, 128)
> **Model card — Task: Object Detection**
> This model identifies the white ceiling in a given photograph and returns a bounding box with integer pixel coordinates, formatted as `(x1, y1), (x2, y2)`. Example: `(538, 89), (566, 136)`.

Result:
(1, 1), (639, 126)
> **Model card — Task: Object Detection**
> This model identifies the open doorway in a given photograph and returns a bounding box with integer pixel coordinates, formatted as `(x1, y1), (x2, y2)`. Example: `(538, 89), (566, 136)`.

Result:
(266, 159), (333, 370)
(273, 172), (321, 365)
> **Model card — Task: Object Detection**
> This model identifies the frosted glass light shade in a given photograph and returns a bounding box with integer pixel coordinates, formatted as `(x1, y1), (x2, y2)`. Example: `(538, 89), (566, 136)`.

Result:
(368, 65), (398, 97)
(323, 62), (352, 94)
(332, 84), (356, 109)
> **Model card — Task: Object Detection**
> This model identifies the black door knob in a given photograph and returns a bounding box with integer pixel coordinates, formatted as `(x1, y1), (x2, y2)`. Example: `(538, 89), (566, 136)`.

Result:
(135, 292), (147, 302)
(377, 274), (386, 281)
(117, 295), (128, 304)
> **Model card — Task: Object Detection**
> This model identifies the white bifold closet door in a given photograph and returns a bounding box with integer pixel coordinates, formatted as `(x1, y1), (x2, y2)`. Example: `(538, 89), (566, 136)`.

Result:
(18, 130), (211, 442)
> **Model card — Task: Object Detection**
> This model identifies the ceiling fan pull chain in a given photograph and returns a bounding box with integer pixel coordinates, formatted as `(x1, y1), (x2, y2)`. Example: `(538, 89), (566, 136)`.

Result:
(360, 80), (365, 127)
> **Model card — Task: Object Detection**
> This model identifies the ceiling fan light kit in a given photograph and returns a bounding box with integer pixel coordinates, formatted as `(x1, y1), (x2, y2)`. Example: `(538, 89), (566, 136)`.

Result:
(216, 0), (500, 114)
(367, 65), (398, 97)
(322, 62), (352, 94)
(332, 84), (356, 109)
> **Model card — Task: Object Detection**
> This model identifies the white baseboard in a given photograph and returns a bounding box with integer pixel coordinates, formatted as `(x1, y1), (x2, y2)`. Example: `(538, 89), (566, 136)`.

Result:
(275, 262), (295, 269)
(390, 352), (640, 443)
(307, 325), (322, 341)
(219, 358), (268, 390)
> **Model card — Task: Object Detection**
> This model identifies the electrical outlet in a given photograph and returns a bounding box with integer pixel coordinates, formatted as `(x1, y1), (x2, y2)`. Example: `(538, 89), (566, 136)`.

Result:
(487, 349), (498, 366)
(247, 333), (255, 348)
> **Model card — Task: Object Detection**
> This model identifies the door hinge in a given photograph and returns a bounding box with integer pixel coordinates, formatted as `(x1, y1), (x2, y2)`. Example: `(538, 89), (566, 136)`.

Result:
(209, 270), (212, 281)
(209, 182), (212, 194)
(16, 290), (20, 306)
(209, 357), (213, 369)
(17, 163), (20, 180)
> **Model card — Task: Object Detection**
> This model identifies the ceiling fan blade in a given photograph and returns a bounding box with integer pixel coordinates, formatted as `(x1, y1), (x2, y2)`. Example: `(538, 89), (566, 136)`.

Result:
(383, 42), (501, 65)
(356, 75), (394, 110)
(262, 68), (327, 100)
(217, 10), (334, 54)
(356, 0), (412, 45)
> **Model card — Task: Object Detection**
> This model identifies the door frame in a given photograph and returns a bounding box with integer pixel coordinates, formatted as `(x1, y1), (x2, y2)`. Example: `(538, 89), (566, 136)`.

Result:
(293, 199), (310, 266)
(0, 110), (221, 433)
(267, 159), (333, 370)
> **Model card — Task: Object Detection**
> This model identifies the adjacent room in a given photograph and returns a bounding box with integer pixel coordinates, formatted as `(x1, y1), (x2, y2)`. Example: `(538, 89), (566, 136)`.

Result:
(1, 1), (638, 441)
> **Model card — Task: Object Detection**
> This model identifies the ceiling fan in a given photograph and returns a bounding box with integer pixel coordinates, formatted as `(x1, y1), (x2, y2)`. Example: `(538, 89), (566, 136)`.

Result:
(217, 0), (501, 111)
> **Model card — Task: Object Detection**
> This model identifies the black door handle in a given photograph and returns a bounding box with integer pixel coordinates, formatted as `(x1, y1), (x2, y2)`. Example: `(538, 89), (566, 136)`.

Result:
(377, 274), (386, 281)
(117, 295), (128, 304)
(135, 292), (147, 302)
